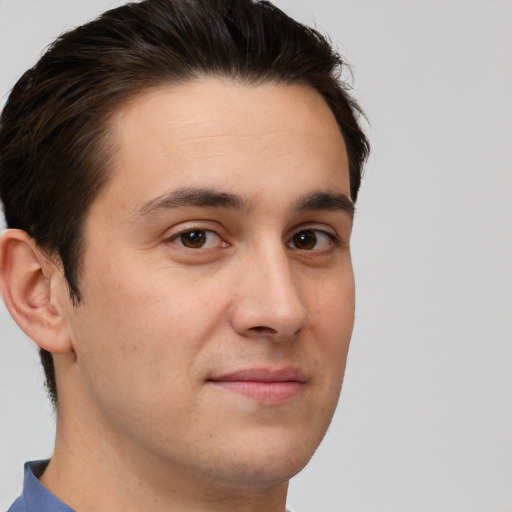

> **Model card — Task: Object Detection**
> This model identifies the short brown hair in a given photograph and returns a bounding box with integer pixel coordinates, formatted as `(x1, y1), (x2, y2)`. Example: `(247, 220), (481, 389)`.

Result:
(0, 0), (369, 403)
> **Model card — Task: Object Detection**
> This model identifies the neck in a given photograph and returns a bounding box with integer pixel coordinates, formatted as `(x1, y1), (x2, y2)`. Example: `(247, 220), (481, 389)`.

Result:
(40, 403), (289, 512)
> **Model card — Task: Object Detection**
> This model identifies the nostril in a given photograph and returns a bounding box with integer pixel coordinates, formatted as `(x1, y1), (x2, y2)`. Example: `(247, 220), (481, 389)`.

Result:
(250, 326), (277, 334)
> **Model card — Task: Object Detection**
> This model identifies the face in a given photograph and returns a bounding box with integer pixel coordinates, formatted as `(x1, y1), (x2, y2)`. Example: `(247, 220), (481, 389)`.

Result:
(61, 78), (355, 491)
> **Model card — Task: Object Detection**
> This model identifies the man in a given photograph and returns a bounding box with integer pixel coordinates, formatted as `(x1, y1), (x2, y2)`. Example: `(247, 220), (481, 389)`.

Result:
(0, 0), (369, 510)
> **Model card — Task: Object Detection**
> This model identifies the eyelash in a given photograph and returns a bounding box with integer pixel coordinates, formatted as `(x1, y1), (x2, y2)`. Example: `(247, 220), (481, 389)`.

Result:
(167, 228), (227, 249)
(287, 229), (338, 251)
(166, 226), (339, 251)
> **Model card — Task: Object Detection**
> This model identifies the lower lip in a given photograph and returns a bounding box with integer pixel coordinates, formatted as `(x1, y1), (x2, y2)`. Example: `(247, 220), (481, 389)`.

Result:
(209, 380), (304, 404)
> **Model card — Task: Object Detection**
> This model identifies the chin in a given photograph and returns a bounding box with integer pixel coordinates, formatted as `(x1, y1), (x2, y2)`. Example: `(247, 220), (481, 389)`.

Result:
(206, 426), (326, 488)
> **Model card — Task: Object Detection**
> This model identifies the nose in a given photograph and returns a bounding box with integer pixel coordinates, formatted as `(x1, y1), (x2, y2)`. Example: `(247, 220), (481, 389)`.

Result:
(230, 244), (310, 341)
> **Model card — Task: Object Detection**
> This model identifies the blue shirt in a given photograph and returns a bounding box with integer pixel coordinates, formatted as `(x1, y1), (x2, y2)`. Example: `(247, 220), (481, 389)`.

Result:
(7, 460), (74, 512)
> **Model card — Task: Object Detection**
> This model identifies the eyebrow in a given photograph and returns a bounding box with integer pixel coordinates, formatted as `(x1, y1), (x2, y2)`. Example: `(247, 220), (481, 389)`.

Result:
(137, 187), (252, 218)
(135, 186), (354, 219)
(295, 191), (355, 218)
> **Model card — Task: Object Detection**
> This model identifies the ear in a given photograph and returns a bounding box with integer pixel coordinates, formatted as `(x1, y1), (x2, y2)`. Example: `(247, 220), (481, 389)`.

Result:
(0, 229), (73, 353)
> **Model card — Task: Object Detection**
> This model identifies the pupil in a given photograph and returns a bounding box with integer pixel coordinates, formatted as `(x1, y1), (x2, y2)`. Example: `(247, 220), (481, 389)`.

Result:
(181, 230), (205, 248)
(293, 230), (316, 250)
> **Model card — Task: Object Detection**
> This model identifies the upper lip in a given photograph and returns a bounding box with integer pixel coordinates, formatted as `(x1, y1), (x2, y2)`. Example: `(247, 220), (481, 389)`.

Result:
(208, 367), (307, 383)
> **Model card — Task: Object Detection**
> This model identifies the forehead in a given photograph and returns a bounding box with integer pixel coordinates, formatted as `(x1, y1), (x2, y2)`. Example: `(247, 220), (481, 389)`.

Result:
(96, 78), (349, 217)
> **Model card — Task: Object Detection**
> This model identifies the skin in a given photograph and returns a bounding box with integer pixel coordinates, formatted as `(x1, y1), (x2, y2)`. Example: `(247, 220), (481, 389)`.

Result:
(1, 78), (355, 512)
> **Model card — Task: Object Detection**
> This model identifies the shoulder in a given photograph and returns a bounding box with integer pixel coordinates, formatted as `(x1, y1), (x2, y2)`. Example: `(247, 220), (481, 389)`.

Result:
(6, 496), (27, 512)
(6, 460), (74, 512)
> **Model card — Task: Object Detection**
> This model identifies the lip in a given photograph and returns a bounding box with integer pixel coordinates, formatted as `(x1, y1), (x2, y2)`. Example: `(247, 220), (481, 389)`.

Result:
(208, 367), (307, 404)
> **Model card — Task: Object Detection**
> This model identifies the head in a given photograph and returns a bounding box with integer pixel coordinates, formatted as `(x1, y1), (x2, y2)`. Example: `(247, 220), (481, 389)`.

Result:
(0, 0), (368, 494)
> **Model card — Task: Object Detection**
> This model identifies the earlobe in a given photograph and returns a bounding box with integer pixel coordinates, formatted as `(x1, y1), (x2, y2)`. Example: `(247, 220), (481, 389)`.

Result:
(0, 229), (72, 353)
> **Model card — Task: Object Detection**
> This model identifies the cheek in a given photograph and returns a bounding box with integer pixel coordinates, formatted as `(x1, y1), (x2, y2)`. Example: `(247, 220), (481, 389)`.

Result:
(69, 259), (228, 407)
(309, 267), (355, 331)
(307, 270), (355, 377)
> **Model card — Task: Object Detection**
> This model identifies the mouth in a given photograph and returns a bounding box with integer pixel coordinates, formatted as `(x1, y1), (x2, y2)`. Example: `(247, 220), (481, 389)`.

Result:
(207, 367), (307, 404)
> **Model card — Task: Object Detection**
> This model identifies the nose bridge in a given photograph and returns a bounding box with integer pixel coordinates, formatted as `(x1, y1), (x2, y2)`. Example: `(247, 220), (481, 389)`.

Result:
(231, 237), (310, 337)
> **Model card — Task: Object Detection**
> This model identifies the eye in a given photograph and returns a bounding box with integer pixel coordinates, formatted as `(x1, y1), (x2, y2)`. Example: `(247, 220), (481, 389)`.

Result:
(288, 229), (334, 251)
(171, 229), (224, 249)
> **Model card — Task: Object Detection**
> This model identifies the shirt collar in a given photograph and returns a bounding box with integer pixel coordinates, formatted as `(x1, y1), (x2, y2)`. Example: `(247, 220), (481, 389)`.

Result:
(21, 460), (75, 512)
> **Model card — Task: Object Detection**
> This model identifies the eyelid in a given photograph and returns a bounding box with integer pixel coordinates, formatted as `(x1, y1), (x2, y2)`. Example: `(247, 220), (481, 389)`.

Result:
(163, 221), (229, 248)
(286, 226), (340, 251)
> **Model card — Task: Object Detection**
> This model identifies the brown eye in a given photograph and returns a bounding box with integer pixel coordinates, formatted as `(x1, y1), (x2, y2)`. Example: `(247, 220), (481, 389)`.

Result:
(291, 230), (317, 250)
(288, 229), (335, 251)
(171, 229), (225, 249)
(179, 230), (206, 248)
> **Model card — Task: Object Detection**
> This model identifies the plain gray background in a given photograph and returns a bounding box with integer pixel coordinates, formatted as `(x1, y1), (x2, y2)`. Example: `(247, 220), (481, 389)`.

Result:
(1, 1), (511, 511)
